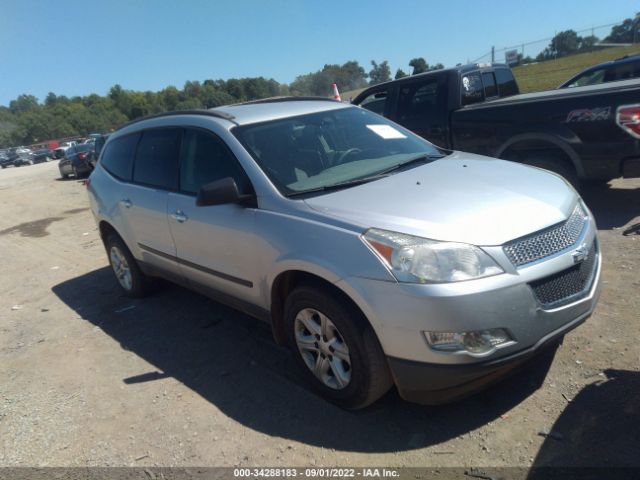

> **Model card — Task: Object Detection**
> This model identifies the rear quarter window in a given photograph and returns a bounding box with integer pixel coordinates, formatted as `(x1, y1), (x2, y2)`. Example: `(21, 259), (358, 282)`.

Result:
(461, 72), (484, 105)
(100, 133), (140, 181)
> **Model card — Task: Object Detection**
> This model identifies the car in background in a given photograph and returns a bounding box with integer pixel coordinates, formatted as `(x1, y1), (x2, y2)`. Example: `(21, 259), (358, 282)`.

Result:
(58, 143), (96, 178)
(0, 151), (12, 168)
(11, 147), (35, 167)
(53, 145), (72, 159)
(33, 148), (54, 163)
(559, 54), (640, 88)
(92, 134), (109, 168)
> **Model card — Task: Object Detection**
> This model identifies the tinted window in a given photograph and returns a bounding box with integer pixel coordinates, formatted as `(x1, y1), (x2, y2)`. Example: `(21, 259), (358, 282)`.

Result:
(495, 68), (519, 97)
(180, 129), (250, 195)
(358, 90), (388, 115)
(482, 72), (497, 98)
(566, 67), (606, 87)
(461, 72), (484, 105)
(133, 128), (181, 190)
(397, 78), (445, 122)
(100, 133), (140, 181)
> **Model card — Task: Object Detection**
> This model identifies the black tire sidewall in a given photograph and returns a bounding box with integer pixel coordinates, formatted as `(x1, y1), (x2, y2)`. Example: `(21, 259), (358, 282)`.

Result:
(284, 285), (380, 409)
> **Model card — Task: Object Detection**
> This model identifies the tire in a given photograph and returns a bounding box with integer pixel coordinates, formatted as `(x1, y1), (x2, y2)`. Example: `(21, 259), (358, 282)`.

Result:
(284, 284), (392, 409)
(520, 154), (579, 190)
(104, 233), (154, 298)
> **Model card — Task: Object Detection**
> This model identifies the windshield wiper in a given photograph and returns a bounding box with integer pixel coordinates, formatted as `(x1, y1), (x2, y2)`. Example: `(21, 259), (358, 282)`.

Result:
(376, 154), (445, 175)
(286, 154), (445, 198)
(286, 173), (391, 197)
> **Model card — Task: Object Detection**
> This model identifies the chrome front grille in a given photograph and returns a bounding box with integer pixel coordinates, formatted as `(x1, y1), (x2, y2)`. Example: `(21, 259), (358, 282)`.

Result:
(529, 240), (598, 308)
(503, 203), (588, 267)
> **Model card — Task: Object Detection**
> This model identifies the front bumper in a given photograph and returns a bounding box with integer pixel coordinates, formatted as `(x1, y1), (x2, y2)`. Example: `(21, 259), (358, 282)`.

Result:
(387, 308), (587, 404)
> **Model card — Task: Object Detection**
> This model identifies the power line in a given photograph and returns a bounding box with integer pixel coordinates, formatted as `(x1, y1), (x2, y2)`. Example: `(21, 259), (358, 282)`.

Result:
(469, 19), (628, 62)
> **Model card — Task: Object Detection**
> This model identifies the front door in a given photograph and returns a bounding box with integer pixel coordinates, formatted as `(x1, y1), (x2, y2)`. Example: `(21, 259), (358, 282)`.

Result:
(167, 128), (260, 304)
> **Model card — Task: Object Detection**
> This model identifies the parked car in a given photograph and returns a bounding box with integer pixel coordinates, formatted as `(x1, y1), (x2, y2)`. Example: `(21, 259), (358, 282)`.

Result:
(33, 148), (54, 163)
(11, 147), (35, 167)
(559, 54), (640, 88)
(0, 150), (12, 168)
(87, 99), (601, 408)
(53, 145), (71, 159)
(352, 63), (640, 187)
(92, 134), (109, 168)
(58, 143), (96, 178)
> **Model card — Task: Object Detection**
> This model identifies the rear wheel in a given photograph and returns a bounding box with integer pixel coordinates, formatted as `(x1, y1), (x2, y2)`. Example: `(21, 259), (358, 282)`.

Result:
(284, 285), (392, 409)
(105, 233), (154, 298)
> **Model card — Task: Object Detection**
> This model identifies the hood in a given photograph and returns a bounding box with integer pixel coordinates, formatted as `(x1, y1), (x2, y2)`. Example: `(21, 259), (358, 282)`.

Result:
(304, 152), (578, 246)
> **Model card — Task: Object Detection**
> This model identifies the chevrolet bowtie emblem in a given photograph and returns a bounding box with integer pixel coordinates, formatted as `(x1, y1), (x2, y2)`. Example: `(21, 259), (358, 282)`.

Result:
(572, 243), (589, 264)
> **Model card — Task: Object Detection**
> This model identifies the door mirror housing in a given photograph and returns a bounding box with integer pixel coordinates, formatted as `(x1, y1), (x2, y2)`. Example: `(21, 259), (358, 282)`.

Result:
(196, 177), (253, 207)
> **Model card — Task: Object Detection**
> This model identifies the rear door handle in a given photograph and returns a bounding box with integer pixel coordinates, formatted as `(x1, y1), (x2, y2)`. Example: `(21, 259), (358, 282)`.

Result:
(170, 210), (188, 223)
(121, 198), (132, 208)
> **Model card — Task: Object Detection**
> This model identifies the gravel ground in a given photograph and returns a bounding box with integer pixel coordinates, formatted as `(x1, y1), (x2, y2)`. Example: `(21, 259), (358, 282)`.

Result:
(0, 161), (638, 469)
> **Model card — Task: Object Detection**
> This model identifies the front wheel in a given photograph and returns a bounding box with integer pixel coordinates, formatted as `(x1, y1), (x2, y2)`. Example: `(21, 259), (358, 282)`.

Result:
(105, 233), (154, 298)
(284, 285), (392, 409)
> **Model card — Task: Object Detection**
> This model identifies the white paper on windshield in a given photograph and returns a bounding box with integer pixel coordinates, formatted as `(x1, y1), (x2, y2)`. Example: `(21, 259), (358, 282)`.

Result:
(366, 124), (407, 139)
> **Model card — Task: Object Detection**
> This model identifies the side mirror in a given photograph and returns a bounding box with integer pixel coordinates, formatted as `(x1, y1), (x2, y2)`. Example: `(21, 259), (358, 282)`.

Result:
(196, 177), (253, 207)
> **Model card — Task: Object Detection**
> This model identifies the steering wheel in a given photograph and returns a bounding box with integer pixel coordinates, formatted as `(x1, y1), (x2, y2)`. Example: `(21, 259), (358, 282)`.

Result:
(334, 148), (363, 165)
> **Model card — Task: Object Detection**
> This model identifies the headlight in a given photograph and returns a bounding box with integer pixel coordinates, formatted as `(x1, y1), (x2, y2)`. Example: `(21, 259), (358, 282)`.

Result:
(425, 328), (515, 356)
(362, 228), (503, 283)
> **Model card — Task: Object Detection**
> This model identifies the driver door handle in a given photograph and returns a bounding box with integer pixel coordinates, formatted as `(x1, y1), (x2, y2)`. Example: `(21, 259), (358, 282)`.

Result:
(170, 210), (188, 223)
(121, 198), (132, 208)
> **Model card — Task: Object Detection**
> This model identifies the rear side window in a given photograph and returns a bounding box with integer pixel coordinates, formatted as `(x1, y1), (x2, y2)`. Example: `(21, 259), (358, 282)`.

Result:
(133, 128), (181, 190)
(179, 129), (251, 195)
(100, 133), (139, 181)
(495, 68), (519, 97)
(461, 72), (484, 105)
(358, 90), (388, 115)
(482, 72), (497, 98)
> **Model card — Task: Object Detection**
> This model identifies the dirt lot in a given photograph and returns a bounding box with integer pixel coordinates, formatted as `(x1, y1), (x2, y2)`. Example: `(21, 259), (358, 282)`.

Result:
(0, 161), (638, 469)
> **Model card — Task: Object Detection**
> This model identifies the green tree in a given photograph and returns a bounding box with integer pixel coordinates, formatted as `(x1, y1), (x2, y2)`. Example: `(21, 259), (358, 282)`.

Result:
(9, 94), (39, 114)
(369, 60), (391, 85)
(395, 68), (408, 79)
(605, 14), (640, 43)
(409, 57), (428, 75)
(550, 30), (581, 58)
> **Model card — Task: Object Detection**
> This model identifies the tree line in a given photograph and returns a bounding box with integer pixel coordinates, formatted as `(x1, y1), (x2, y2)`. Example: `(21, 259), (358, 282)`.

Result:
(0, 55), (444, 148)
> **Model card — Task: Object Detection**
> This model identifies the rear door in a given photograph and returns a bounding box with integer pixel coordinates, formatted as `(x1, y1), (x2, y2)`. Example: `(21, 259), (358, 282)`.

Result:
(120, 128), (182, 276)
(167, 127), (260, 303)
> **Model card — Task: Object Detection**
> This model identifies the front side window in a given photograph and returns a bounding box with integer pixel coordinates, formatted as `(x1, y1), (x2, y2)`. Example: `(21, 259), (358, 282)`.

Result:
(133, 128), (181, 190)
(233, 107), (445, 196)
(100, 133), (139, 181)
(358, 90), (388, 115)
(397, 78), (445, 122)
(566, 68), (606, 88)
(461, 72), (484, 105)
(179, 129), (250, 195)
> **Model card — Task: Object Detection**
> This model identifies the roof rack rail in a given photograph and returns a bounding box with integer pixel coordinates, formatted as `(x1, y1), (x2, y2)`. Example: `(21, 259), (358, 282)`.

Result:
(118, 109), (236, 130)
(233, 96), (340, 106)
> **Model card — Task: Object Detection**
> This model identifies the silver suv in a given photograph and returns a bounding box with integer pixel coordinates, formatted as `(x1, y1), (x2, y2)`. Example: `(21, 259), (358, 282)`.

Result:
(87, 98), (601, 409)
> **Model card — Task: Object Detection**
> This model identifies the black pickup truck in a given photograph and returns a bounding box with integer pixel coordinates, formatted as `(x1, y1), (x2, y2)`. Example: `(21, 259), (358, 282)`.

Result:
(352, 63), (640, 186)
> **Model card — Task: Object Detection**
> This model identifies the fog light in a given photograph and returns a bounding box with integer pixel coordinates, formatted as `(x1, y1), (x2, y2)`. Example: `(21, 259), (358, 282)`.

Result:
(425, 328), (514, 356)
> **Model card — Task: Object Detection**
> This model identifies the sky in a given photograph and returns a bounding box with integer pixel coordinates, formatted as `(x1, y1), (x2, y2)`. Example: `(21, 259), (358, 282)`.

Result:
(0, 0), (638, 106)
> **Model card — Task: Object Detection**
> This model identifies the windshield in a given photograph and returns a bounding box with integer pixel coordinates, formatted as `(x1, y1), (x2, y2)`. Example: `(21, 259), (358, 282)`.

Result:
(233, 107), (445, 196)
